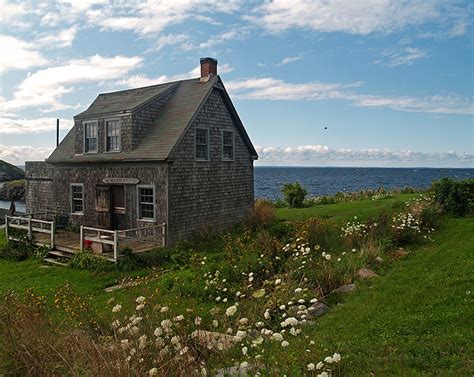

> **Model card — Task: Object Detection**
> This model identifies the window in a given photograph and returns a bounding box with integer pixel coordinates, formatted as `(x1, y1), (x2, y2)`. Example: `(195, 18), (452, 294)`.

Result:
(84, 122), (98, 153)
(222, 131), (234, 160)
(106, 119), (121, 151)
(195, 128), (209, 160)
(138, 185), (155, 220)
(70, 184), (84, 214)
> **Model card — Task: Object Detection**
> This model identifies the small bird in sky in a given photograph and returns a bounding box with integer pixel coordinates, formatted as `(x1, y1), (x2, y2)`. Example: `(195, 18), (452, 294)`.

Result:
(324, 126), (328, 130)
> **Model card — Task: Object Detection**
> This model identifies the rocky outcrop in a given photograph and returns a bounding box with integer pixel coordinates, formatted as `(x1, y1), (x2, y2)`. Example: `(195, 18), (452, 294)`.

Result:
(0, 179), (25, 200)
(357, 268), (378, 279)
(0, 160), (24, 182)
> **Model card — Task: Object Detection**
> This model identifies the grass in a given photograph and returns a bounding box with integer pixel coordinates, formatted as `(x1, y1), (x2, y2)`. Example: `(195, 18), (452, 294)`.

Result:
(276, 193), (419, 222)
(263, 216), (474, 375)
(0, 192), (472, 375)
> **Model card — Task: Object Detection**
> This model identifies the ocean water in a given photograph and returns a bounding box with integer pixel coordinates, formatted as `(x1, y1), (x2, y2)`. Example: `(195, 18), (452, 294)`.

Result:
(0, 167), (472, 212)
(254, 167), (473, 200)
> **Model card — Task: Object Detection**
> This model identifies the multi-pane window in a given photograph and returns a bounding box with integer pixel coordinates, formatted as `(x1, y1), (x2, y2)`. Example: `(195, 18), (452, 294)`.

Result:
(222, 131), (234, 160)
(195, 128), (208, 160)
(106, 119), (121, 151)
(138, 186), (155, 220)
(70, 184), (84, 214)
(84, 122), (98, 153)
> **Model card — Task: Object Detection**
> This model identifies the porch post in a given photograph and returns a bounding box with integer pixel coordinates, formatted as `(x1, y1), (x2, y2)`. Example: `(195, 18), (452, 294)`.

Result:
(162, 223), (166, 247)
(113, 230), (118, 262)
(4, 216), (8, 240)
(27, 218), (32, 240)
(80, 225), (84, 252)
(51, 220), (56, 248)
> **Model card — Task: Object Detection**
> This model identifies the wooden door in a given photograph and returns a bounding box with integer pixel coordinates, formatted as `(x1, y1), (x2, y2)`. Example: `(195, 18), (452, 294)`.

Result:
(96, 186), (111, 229)
(111, 185), (126, 230)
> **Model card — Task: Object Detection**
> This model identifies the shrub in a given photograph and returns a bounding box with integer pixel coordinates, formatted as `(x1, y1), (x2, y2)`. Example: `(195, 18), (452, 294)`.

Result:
(69, 249), (113, 271)
(431, 177), (474, 217)
(281, 182), (307, 208)
(247, 199), (277, 228)
(0, 238), (35, 261)
(267, 221), (296, 242)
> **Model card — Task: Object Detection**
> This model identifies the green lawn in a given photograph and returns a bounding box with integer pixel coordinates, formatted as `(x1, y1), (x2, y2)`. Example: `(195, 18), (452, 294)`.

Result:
(276, 193), (419, 222)
(268, 216), (474, 375)
(0, 194), (472, 375)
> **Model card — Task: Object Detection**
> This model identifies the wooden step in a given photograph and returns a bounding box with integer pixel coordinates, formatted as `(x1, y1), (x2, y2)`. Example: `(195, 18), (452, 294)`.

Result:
(56, 245), (79, 253)
(48, 250), (75, 259)
(43, 258), (69, 267)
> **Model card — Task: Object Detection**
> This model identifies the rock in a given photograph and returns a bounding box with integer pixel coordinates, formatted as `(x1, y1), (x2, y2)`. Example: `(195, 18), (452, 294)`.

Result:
(357, 268), (378, 279)
(392, 248), (408, 258)
(333, 283), (356, 294)
(0, 179), (25, 201)
(307, 302), (330, 318)
(193, 330), (237, 351)
(375, 256), (384, 263)
(215, 364), (253, 377)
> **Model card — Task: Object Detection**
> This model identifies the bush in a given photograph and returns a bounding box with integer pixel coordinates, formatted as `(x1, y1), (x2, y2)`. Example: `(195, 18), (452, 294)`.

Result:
(0, 238), (35, 261)
(247, 199), (277, 228)
(69, 249), (113, 271)
(431, 177), (474, 217)
(281, 182), (307, 208)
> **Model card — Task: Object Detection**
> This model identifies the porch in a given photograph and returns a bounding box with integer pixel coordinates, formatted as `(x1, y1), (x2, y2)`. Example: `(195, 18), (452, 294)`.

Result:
(4, 212), (166, 263)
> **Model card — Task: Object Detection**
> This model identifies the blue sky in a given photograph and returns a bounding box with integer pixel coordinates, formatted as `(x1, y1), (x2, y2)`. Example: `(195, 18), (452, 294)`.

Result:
(0, 0), (473, 167)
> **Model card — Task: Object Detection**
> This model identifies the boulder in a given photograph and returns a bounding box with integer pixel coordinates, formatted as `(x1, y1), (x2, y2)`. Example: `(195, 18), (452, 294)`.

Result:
(307, 302), (330, 318)
(357, 268), (378, 279)
(193, 330), (237, 351)
(333, 283), (356, 294)
(392, 248), (408, 258)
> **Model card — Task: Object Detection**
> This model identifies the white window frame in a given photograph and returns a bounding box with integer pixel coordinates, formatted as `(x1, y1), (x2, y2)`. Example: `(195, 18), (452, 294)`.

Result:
(222, 130), (234, 161)
(83, 120), (98, 154)
(70, 183), (84, 215)
(105, 118), (121, 152)
(137, 185), (156, 221)
(194, 127), (209, 161)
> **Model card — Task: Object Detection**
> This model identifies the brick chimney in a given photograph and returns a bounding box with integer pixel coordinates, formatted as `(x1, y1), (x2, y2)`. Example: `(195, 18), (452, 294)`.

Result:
(200, 57), (218, 78)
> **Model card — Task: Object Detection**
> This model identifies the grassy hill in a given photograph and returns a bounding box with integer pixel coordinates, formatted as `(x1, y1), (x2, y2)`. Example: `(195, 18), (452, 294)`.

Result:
(0, 160), (24, 182)
(0, 191), (472, 375)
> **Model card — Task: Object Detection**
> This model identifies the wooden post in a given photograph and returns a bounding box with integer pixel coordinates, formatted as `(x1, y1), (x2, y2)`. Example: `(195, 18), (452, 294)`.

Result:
(80, 225), (84, 252)
(51, 220), (55, 248)
(27, 218), (32, 240)
(5, 216), (9, 240)
(162, 223), (166, 246)
(113, 230), (118, 262)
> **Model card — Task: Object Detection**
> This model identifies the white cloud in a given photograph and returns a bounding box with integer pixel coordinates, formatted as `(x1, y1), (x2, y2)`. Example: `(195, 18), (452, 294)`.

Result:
(151, 33), (190, 51)
(198, 28), (245, 49)
(0, 54), (143, 112)
(376, 47), (428, 67)
(251, 0), (468, 37)
(95, 0), (242, 36)
(0, 0), (27, 26)
(255, 145), (474, 167)
(226, 77), (474, 115)
(0, 34), (48, 74)
(37, 25), (79, 49)
(118, 63), (234, 88)
(0, 117), (73, 134)
(0, 145), (54, 165)
(275, 56), (302, 66)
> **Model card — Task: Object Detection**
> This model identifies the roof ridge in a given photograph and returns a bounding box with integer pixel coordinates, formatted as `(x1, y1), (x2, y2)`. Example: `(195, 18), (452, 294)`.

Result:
(97, 77), (200, 96)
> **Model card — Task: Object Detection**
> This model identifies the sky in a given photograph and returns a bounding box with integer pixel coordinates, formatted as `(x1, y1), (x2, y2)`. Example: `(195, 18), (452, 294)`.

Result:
(0, 0), (473, 167)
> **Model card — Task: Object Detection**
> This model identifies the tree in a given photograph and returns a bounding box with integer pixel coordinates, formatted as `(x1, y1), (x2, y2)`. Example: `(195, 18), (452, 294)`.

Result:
(281, 182), (307, 208)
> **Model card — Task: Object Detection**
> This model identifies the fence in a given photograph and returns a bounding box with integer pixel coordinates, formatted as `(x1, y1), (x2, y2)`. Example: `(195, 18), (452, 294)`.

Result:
(80, 223), (166, 262)
(5, 215), (56, 247)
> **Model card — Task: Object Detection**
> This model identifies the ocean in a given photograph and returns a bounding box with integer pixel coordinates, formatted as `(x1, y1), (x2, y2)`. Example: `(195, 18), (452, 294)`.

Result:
(0, 167), (472, 212)
(254, 166), (473, 200)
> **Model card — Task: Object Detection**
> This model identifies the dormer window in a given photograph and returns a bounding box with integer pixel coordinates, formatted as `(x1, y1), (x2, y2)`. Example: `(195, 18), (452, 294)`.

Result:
(84, 121), (98, 153)
(106, 119), (121, 152)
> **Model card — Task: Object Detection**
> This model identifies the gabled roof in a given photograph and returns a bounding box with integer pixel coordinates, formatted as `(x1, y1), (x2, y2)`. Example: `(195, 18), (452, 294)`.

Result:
(74, 81), (179, 119)
(47, 75), (257, 163)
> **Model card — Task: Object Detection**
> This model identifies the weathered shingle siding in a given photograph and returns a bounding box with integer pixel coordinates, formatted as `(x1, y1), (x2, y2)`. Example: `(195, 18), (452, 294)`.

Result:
(168, 88), (254, 243)
(131, 90), (174, 149)
(25, 162), (54, 214)
(51, 164), (168, 229)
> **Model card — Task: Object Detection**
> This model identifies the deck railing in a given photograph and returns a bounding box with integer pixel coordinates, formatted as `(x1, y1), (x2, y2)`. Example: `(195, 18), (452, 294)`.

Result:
(80, 223), (166, 262)
(5, 215), (56, 247)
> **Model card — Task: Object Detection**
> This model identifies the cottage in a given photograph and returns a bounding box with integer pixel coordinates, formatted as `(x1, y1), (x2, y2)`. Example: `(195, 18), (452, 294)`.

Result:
(21, 58), (257, 258)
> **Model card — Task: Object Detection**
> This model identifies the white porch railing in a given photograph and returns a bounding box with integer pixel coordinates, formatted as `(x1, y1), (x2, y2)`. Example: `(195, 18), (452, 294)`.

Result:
(5, 215), (56, 247)
(80, 223), (166, 262)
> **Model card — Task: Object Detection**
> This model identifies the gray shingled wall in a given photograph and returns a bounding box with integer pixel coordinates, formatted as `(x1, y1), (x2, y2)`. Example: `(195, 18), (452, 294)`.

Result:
(52, 164), (168, 229)
(167, 88), (254, 243)
(25, 161), (54, 214)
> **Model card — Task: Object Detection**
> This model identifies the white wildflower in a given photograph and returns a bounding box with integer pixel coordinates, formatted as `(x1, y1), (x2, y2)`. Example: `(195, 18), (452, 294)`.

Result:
(136, 296), (145, 304)
(281, 340), (289, 347)
(225, 305), (237, 317)
(307, 363), (315, 371)
(112, 304), (122, 313)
